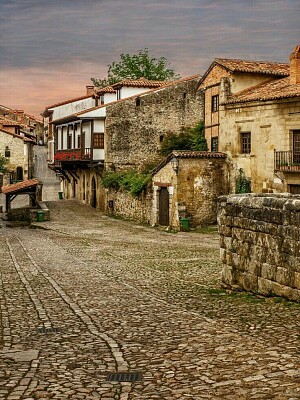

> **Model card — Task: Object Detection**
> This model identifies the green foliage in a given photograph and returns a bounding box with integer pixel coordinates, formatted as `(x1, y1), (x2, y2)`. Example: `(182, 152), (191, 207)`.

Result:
(101, 170), (151, 197)
(91, 48), (180, 87)
(0, 153), (8, 173)
(191, 121), (208, 151)
(160, 121), (208, 156)
(235, 168), (251, 193)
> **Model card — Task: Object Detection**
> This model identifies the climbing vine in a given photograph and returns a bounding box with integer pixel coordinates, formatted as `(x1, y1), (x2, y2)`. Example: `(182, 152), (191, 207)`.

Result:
(101, 170), (151, 197)
(235, 168), (251, 193)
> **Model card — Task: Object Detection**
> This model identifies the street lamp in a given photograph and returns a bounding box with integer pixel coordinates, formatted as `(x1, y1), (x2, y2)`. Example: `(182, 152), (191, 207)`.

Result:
(170, 157), (179, 174)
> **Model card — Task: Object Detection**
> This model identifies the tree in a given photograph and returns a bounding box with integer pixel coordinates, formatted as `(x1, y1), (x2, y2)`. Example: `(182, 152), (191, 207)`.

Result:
(0, 153), (8, 173)
(91, 48), (180, 87)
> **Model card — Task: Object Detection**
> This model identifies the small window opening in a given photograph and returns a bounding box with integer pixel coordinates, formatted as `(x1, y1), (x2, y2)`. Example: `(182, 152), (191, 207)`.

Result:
(136, 98), (141, 107)
(159, 135), (164, 143)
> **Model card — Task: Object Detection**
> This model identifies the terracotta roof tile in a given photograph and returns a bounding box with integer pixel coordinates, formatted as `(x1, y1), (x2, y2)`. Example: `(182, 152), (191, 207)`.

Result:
(152, 150), (227, 175)
(95, 86), (116, 94)
(112, 77), (167, 88)
(215, 58), (289, 76)
(1, 179), (41, 194)
(224, 77), (300, 104)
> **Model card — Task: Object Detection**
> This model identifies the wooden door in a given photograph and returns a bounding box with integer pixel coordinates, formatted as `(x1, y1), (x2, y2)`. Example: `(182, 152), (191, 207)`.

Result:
(91, 177), (97, 208)
(159, 187), (169, 226)
(290, 185), (300, 194)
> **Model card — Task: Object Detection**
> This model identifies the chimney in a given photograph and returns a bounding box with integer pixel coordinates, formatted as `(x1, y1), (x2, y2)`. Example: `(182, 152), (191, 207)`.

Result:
(86, 85), (94, 95)
(290, 45), (300, 84)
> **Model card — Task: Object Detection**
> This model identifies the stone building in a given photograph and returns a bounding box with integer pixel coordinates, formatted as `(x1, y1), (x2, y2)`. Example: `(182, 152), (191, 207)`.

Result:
(0, 105), (43, 142)
(198, 45), (300, 194)
(0, 128), (35, 187)
(151, 151), (228, 229)
(49, 76), (203, 211)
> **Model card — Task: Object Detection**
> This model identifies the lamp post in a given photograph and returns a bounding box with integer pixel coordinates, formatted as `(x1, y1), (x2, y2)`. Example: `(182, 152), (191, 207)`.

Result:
(170, 157), (179, 174)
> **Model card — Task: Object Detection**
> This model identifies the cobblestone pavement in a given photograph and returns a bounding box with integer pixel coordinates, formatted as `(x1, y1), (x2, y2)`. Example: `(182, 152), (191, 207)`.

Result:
(0, 199), (300, 399)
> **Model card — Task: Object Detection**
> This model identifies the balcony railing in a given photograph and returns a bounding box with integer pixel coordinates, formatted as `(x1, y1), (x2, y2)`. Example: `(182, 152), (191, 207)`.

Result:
(274, 150), (300, 172)
(54, 148), (93, 163)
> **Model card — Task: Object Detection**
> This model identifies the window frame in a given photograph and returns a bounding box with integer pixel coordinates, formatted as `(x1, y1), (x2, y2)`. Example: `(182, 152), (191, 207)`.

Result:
(211, 137), (218, 152)
(93, 132), (104, 149)
(240, 132), (251, 154)
(211, 95), (219, 113)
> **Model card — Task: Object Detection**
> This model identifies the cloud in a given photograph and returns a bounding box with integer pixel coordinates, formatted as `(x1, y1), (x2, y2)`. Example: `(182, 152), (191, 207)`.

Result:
(0, 0), (299, 115)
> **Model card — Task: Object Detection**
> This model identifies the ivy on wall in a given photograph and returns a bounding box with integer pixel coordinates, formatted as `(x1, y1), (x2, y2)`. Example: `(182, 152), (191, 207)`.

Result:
(0, 153), (8, 173)
(101, 170), (151, 197)
(235, 168), (251, 194)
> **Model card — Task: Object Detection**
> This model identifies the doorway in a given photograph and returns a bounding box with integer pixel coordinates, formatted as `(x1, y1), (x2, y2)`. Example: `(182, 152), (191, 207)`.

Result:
(91, 176), (97, 208)
(159, 187), (169, 226)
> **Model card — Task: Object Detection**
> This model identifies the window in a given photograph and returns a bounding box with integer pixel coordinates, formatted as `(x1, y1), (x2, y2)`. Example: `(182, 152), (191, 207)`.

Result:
(211, 95), (219, 112)
(77, 135), (81, 148)
(136, 98), (141, 107)
(182, 92), (187, 99)
(5, 146), (10, 157)
(211, 137), (218, 152)
(67, 133), (72, 149)
(116, 89), (121, 100)
(100, 95), (105, 105)
(93, 133), (104, 149)
(241, 132), (251, 154)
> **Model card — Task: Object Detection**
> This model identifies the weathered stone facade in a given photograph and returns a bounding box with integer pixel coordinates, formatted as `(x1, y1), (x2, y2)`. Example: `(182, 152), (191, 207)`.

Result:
(106, 188), (153, 224)
(219, 193), (300, 301)
(152, 151), (229, 229)
(105, 77), (204, 170)
(0, 129), (34, 185)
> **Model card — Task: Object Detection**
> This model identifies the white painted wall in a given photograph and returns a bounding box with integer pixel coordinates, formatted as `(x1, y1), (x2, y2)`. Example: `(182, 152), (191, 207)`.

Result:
(93, 149), (104, 160)
(94, 120), (105, 132)
(120, 87), (151, 98)
(50, 97), (96, 121)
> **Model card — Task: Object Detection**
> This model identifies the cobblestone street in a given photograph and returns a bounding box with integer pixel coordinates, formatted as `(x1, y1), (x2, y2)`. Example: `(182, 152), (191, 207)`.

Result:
(0, 195), (299, 399)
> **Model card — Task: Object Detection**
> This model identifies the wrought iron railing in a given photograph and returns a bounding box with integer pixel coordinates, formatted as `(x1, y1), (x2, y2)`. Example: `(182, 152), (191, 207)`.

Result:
(54, 148), (93, 163)
(274, 150), (300, 172)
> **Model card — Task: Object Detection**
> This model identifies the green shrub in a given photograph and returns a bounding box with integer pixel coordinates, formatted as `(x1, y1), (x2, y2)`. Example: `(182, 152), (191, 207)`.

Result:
(160, 120), (208, 156)
(0, 153), (8, 173)
(235, 168), (251, 193)
(101, 170), (151, 197)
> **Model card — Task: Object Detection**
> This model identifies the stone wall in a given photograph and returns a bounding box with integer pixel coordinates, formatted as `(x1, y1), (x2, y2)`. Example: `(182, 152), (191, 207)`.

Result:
(106, 188), (153, 224)
(105, 77), (204, 170)
(219, 194), (300, 301)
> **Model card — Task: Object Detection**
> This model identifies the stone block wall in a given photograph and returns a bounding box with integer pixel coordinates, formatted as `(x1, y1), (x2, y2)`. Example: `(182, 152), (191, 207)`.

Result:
(106, 188), (153, 224)
(105, 77), (203, 170)
(218, 194), (300, 301)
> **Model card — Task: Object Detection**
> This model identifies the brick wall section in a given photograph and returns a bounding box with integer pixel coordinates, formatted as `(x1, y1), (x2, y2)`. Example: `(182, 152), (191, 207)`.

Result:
(105, 78), (204, 170)
(218, 194), (300, 301)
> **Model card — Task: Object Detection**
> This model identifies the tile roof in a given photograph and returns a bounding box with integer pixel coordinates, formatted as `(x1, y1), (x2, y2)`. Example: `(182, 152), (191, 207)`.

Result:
(224, 77), (300, 104)
(95, 86), (116, 94)
(152, 150), (227, 175)
(112, 77), (167, 88)
(215, 58), (289, 76)
(1, 179), (41, 194)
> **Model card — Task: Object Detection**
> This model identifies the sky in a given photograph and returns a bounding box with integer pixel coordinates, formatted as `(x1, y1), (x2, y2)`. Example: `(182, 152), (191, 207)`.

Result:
(0, 0), (299, 117)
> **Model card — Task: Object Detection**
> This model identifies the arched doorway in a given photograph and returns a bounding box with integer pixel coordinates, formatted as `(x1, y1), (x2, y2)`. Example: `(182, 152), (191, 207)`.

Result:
(91, 176), (97, 208)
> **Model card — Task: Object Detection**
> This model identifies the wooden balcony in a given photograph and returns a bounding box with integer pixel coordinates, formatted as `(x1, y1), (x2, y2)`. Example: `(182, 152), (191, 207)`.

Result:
(54, 148), (93, 164)
(274, 151), (300, 172)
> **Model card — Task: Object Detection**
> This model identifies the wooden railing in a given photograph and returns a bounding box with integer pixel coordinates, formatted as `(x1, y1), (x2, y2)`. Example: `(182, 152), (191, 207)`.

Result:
(274, 150), (300, 172)
(54, 148), (93, 163)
